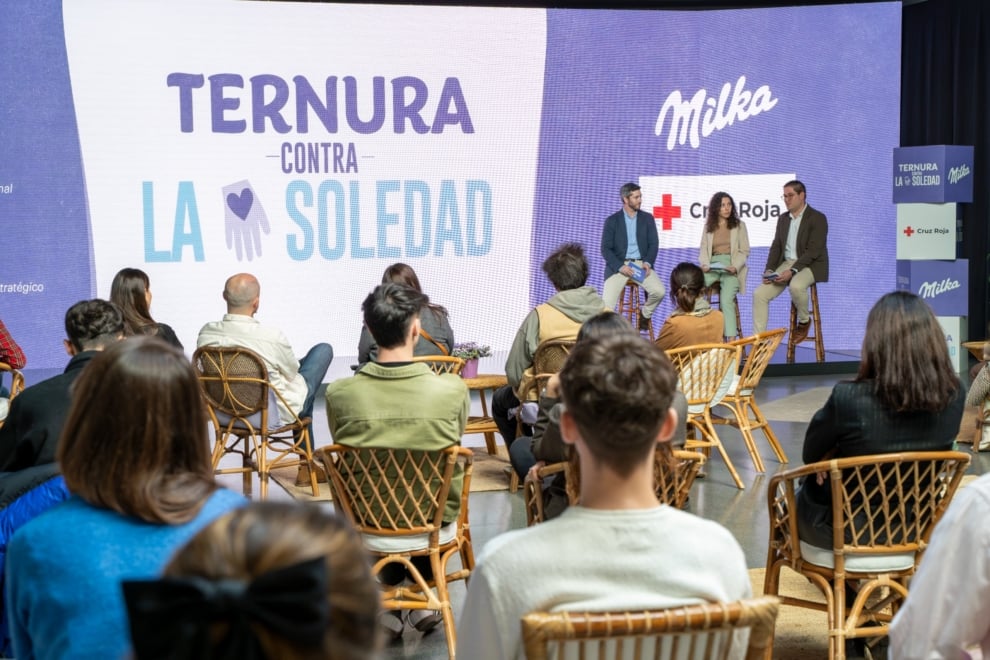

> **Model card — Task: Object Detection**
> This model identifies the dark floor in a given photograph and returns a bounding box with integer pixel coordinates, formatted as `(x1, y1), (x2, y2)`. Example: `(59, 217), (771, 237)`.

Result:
(235, 365), (985, 660)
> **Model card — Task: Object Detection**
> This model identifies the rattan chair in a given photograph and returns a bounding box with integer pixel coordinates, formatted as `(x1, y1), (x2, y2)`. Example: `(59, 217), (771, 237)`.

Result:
(321, 444), (474, 659)
(516, 339), (576, 404)
(191, 345), (318, 499)
(0, 362), (25, 429)
(411, 355), (465, 375)
(665, 343), (743, 489)
(521, 595), (780, 660)
(524, 449), (706, 526)
(765, 451), (971, 659)
(523, 460), (573, 526)
(712, 329), (788, 473)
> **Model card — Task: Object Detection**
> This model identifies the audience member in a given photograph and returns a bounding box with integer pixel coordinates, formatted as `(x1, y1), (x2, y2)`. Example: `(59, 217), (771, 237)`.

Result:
(110, 267), (183, 349)
(889, 471), (990, 658)
(0, 300), (123, 473)
(965, 340), (990, 451)
(752, 179), (829, 337)
(492, 243), (604, 447)
(197, 273), (333, 482)
(0, 319), (25, 414)
(357, 262), (454, 365)
(124, 502), (379, 660)
(655, 262), (725, 351)
(510, 311), (689, 485)
(0, 301), (126, 655)
(601, 182), (666, 329)
(797, 291), (964, 550)
(0, 319), (26, 372)
(325, 282), (470, 639)
(5, 337), (244, 659)
(699, 192), (750, 341)
(457, 334), (750, 659)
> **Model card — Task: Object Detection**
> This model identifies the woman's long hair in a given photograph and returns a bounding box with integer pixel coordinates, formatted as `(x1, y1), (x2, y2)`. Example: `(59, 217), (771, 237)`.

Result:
(110, 268), (158, 337)
(57, 337), (217, 524)
(382, 263), (448, 319)
(704, 192), (740, 233)
(857, 291), (960, 412)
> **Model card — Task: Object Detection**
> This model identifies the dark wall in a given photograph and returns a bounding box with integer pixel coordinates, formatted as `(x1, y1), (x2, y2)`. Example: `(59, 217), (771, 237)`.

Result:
(901, 0), (989, 340)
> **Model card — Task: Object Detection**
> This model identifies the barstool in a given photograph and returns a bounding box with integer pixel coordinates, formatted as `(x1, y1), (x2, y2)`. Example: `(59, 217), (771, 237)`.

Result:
(704, 281), (743, 341)
(617, 279), (654, 341)
(786, 283), (825, 362)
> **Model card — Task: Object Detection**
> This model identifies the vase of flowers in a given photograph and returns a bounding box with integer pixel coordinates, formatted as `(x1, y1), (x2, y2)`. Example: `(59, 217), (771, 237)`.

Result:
(451, 342), (491, 379)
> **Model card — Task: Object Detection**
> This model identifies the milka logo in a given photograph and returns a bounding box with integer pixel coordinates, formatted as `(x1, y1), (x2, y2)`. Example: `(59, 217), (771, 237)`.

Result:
(918, 278), (961, 299)
(948, 164), (971, 184)
(655, 75), (778, 150)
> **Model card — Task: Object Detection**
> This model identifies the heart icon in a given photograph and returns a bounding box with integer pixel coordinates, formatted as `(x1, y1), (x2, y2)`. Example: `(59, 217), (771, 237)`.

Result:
(226, 188), (254, 220)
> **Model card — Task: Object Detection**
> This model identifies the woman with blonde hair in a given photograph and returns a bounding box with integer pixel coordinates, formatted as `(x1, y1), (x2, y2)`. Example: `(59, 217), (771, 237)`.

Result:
(5, 337), (243, 659)
(357, 263), (453, 364)
(698, 192), (749, 341)
(124, 502), (380, 660)
(110, 267), (183, 348)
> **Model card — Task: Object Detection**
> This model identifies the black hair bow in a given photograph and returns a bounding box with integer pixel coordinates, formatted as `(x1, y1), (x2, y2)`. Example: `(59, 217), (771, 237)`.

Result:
(123, 556), (328, 660)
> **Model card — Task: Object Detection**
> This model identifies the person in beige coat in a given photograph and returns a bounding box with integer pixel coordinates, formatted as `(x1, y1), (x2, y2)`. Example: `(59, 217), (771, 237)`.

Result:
(699, 192), (749, 340)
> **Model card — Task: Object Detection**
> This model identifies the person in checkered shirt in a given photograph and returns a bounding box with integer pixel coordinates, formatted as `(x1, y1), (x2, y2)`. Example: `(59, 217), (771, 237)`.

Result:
(0, 320), (25, 400)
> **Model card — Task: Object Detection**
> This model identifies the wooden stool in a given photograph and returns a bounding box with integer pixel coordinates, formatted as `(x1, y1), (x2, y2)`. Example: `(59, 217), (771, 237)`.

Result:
(786, 283), (825, 362)
(617, 279), (654, 341)
(704, 281), (743, 341)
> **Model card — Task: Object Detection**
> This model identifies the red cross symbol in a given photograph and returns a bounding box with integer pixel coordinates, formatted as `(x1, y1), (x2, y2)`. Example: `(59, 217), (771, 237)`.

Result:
(652, 194), (681, 231)
(903, 226), (914, 237)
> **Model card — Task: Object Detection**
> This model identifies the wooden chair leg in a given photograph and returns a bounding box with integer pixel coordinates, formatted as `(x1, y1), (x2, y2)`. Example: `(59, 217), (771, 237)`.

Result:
(811, 286), (825, 362)
(702, 410), (744, 489)
(731, 399), (766, 473)
(747, 398), (788, 464)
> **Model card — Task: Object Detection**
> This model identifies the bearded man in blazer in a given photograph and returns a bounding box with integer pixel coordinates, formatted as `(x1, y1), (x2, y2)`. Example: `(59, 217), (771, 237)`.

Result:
(601, 182), (666, 330)
(752, 180), (829, 342)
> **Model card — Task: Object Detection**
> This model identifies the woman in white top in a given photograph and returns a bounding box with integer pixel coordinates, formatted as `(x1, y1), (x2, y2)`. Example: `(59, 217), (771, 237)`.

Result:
(698, 192), (750, 340)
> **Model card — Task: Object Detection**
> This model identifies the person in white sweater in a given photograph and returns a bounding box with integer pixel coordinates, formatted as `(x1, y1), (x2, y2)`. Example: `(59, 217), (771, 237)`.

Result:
(456, 333), (751, 660)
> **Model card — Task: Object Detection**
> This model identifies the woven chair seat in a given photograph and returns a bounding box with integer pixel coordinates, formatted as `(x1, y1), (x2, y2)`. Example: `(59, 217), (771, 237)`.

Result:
(765, 450), (971, 659)
(192, 345), (317, 499)
(322, 444), (475, 659)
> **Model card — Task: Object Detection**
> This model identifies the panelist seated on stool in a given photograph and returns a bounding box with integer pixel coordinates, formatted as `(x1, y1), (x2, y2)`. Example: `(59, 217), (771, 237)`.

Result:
(752, 179), (828, 344)
(699, 191), (750, 342)
(601, 182), (666, 331)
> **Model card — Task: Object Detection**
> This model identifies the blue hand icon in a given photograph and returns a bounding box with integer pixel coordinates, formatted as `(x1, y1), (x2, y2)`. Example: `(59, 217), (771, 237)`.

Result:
(223, 181), (271, 261)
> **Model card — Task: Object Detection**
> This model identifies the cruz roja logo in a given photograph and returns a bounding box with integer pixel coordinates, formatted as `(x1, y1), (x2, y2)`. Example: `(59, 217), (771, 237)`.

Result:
(649, 192), (784, 231)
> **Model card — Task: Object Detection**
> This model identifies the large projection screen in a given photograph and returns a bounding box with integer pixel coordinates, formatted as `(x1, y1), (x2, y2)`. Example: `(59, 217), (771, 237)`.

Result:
(0, 1), (900, 371)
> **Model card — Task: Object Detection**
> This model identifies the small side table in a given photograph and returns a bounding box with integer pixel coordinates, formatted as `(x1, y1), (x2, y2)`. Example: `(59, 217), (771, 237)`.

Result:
(462, 374), (507, 456)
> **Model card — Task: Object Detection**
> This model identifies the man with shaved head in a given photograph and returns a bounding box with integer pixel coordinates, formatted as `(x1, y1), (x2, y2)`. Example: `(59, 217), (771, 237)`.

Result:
(197, 274), (333, 481)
